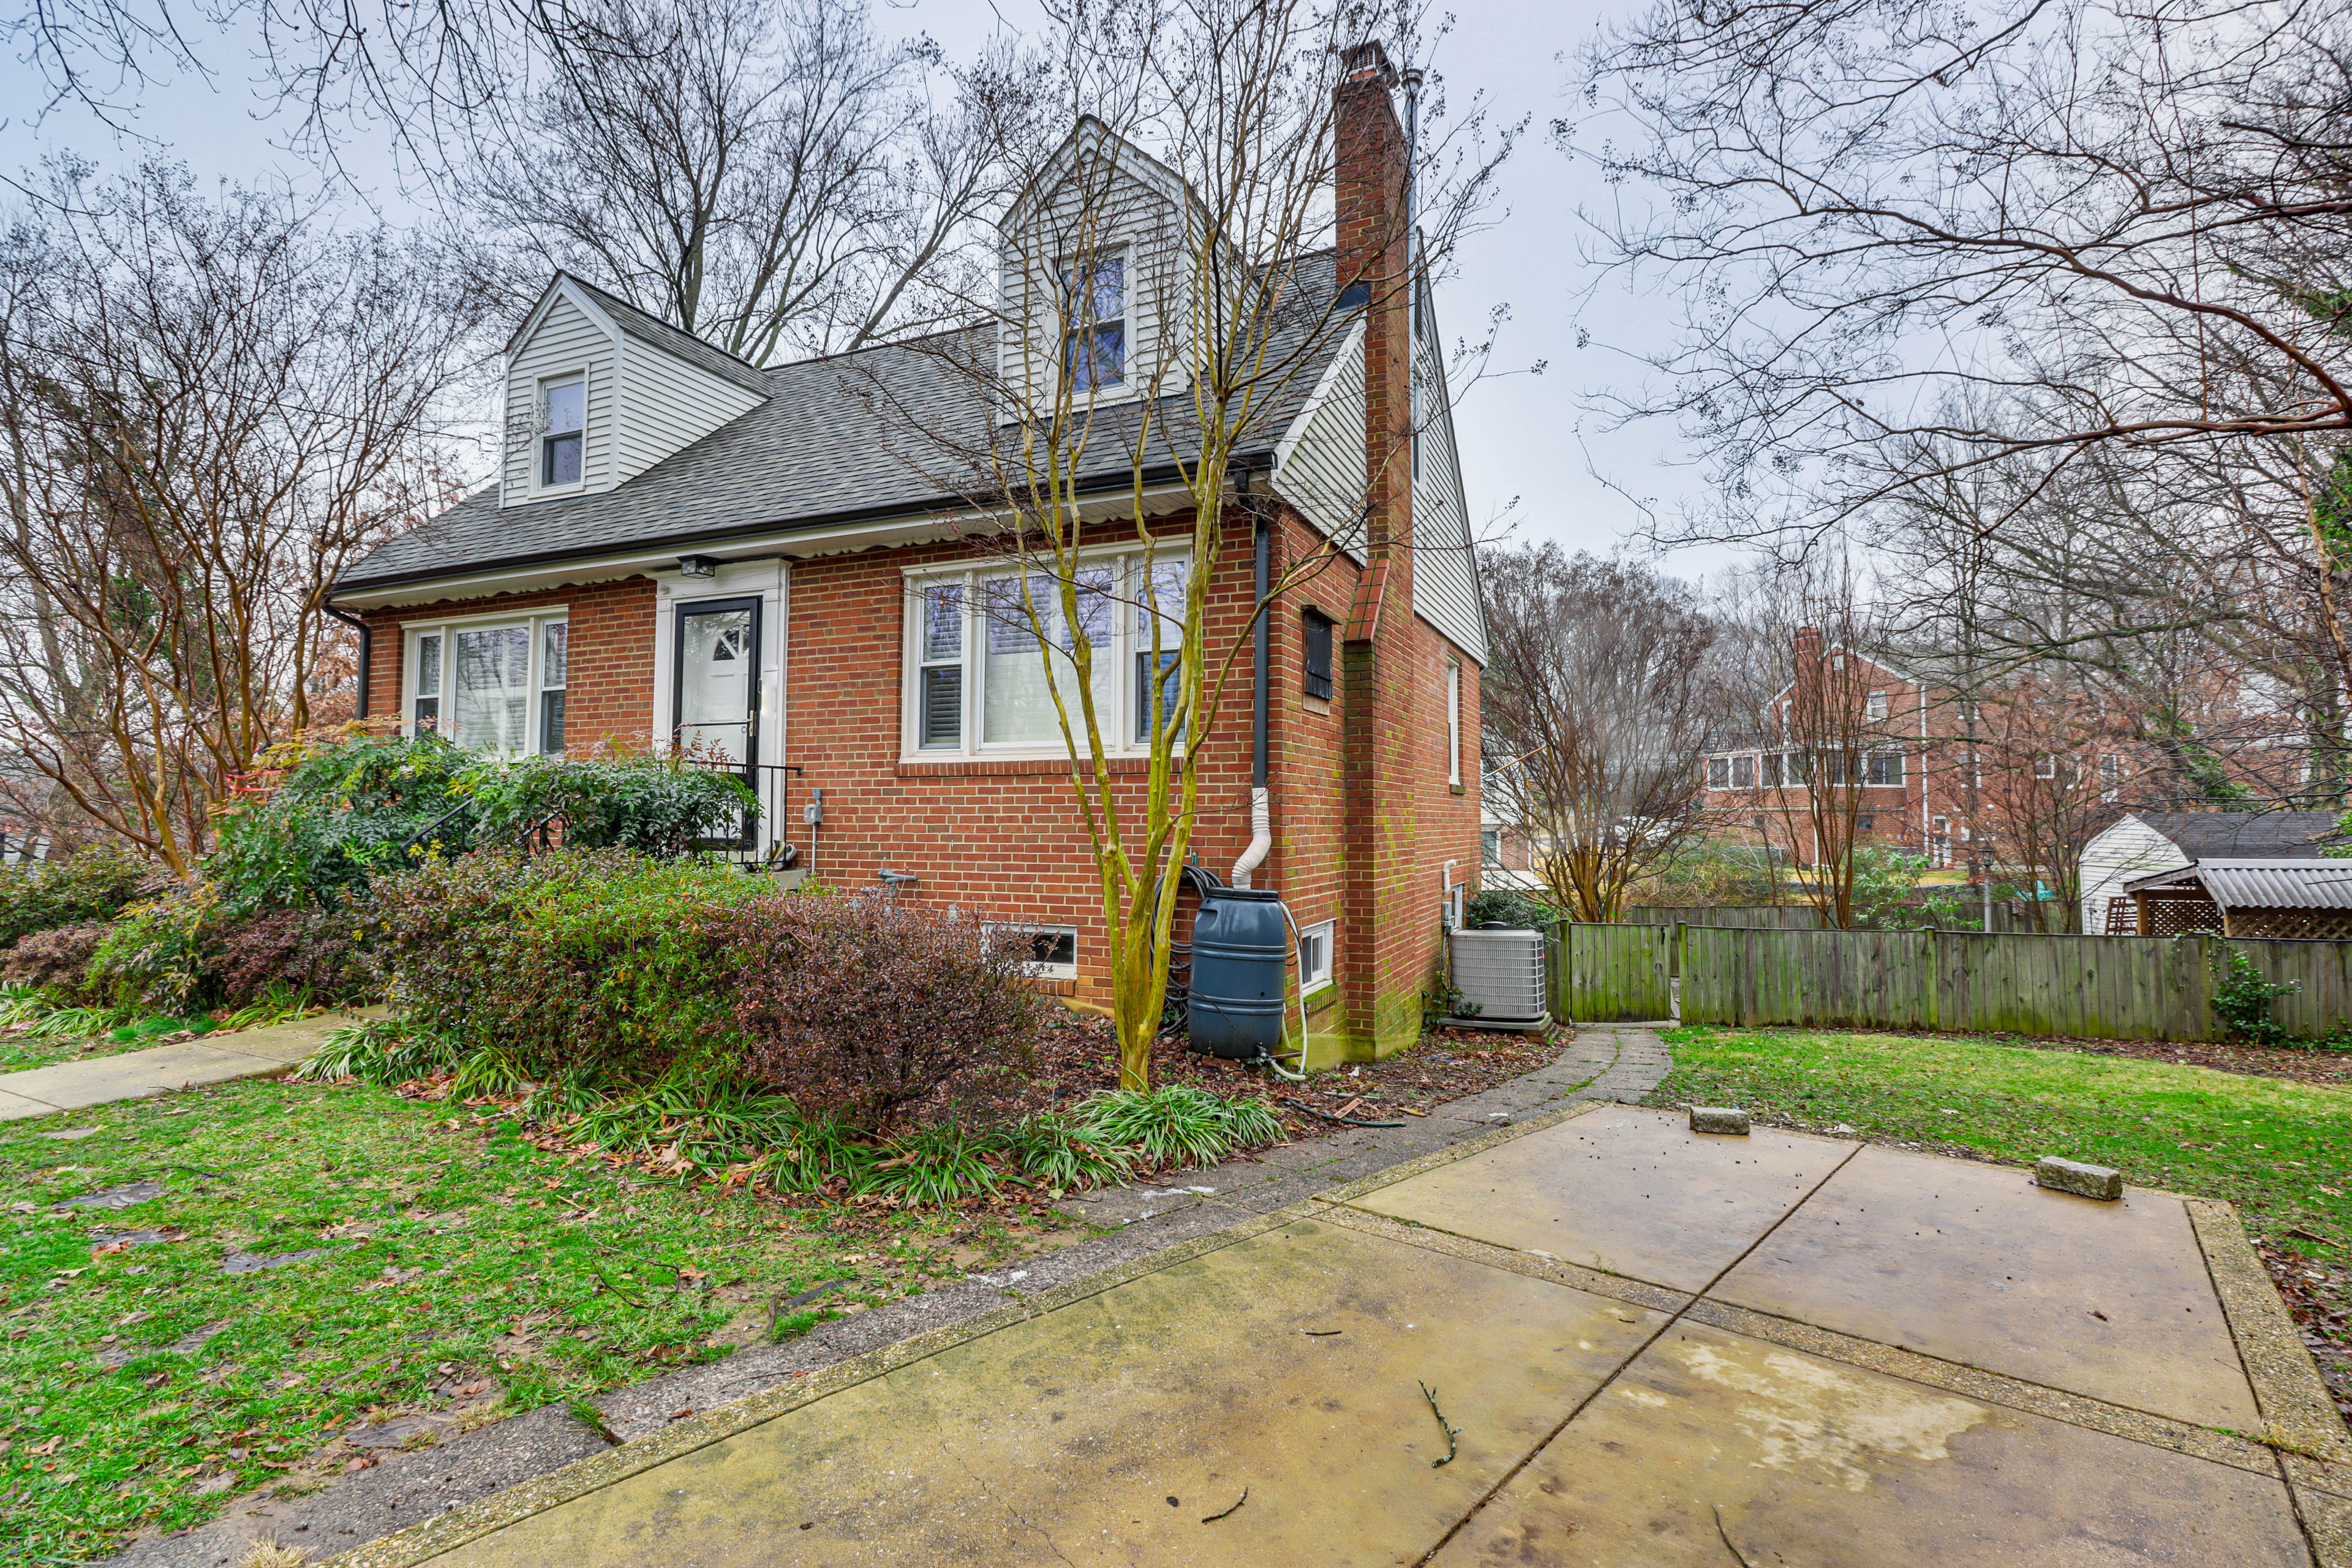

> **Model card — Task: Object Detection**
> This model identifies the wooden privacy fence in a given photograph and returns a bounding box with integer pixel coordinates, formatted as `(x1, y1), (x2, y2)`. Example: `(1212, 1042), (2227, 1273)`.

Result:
(1554, 922), (2352, 1041)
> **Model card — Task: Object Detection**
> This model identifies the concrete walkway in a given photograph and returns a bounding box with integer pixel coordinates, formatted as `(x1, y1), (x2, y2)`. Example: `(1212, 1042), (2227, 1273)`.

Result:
(321, 1063), (2352, 1566)
(0, 1011), (371, 1121)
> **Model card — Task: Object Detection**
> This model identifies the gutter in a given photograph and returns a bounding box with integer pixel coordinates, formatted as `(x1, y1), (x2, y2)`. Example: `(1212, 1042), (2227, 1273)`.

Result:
(321, 603), (371, 720)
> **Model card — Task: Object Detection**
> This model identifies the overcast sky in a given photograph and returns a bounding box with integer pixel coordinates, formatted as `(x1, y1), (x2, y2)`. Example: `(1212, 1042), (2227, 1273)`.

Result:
(0, 0), (1735, 579)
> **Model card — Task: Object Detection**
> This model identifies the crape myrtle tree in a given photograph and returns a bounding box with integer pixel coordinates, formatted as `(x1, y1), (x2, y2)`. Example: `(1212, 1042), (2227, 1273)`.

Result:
(1480, 544), (1722, 923)
(0, 162), (489, 871)
(865, 0), (1512, 1090)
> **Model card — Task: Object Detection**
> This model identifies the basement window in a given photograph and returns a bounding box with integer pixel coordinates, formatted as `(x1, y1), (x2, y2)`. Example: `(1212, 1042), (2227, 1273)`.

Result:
(990, 924), (1078, 980)
(1298, 920), (1334, 992)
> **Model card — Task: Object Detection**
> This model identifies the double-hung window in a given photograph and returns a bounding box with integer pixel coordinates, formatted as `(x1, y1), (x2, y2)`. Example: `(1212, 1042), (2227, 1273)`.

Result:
(1866, 750), (1905, 787)
(541, 376), (584, 488)
(405, 611), (570, 756)
(1061, 254), (1126, 391)
(908, 551), (1186, 758)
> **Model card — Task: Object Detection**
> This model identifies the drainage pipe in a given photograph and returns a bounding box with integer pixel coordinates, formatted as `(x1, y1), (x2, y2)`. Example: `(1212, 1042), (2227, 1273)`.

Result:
(1230, 484), (1273, 888)
(322, 603), (371, 720)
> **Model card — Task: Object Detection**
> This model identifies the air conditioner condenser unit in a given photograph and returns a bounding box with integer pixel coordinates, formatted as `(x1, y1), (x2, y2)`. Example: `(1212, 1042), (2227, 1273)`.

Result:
(1445, 926), (1553, 1031)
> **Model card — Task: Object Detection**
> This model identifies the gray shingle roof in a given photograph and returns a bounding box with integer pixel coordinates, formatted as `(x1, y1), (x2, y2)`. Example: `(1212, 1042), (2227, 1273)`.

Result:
(2133, 810), (2339, 860)
(559, 274), (775, 396)
(342, 253), (1346, 594)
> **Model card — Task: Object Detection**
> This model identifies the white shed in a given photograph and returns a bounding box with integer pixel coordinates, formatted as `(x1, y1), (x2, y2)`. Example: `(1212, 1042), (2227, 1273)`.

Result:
(2078, 810), (2337, 933)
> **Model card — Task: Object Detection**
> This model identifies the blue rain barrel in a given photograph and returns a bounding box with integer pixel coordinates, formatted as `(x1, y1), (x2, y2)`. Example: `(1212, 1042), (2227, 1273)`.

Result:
(1187, 886), (1291, 1058)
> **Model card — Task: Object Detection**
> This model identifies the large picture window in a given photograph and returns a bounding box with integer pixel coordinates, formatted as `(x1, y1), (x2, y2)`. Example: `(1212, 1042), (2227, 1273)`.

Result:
(907, 551), (1187, 759)
(404, 611), (570, 757)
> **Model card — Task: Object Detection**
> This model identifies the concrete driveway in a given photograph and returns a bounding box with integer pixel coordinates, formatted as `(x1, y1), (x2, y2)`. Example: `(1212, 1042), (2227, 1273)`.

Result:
(333, 1102), (2352, 1567)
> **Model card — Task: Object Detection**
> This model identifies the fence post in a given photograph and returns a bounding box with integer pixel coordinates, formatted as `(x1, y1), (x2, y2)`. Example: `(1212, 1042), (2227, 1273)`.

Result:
(1924, 925), (1940, 1033)
(1549, 919), (1570, 1022)
(2190, 929), (2213, 1041)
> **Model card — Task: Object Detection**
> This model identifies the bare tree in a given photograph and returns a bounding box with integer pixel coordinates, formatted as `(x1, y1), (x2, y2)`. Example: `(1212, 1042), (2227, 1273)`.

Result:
(466, 0), (1020, 363)
(1481, 545), (1722, 921)
(862, 1), (1511, 1088)
(0, 160), (489, 871)
(1572, 0), (2352, 545)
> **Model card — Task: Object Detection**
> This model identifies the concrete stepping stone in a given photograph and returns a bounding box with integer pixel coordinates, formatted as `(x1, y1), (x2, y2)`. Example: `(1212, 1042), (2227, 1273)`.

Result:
(56, 1180), (163, 1211)
(221, 1247), (339, 1274)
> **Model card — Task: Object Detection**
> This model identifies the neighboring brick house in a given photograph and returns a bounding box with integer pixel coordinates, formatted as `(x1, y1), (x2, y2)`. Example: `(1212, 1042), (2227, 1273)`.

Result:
(328, 48), (1485, 1063)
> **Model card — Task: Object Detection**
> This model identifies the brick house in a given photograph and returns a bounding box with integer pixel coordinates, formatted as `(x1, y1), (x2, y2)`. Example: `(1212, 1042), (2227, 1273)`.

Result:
(328, 47), (1485, 1063)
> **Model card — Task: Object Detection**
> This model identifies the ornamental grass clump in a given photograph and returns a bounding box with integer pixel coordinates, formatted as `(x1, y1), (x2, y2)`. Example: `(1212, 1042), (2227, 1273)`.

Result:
(726, 893), (1047, 1128)
(1072, 1085), (1285, 1170)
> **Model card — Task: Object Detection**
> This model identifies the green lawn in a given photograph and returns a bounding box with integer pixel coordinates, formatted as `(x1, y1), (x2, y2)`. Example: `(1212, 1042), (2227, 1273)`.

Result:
(1652, 1026), (2352, 1241)
(0, 1078), (1045, 1566)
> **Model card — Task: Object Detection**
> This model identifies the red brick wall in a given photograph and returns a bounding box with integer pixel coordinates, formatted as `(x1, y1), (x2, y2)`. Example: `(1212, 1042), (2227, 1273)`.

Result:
(359, 578), (659, 747)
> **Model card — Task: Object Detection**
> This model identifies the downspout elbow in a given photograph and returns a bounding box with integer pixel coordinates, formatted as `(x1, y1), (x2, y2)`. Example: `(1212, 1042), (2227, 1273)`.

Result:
(1231, 786), (1272, 889)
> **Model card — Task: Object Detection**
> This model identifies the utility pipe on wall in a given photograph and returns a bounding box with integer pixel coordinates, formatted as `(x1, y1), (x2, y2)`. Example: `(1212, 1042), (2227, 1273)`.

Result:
(1231, 475), (1273, 888)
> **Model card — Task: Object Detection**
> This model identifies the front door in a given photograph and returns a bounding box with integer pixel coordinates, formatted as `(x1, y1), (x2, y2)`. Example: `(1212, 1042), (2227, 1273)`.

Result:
(674, 597), (761, 849)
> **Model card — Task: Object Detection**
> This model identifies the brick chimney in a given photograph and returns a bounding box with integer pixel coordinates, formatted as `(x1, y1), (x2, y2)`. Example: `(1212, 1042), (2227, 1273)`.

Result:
(1335, 40), (1422, 1058)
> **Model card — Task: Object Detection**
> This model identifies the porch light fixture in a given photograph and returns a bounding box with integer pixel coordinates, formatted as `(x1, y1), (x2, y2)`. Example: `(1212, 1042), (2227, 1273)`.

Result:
(677, 555), (720, 579)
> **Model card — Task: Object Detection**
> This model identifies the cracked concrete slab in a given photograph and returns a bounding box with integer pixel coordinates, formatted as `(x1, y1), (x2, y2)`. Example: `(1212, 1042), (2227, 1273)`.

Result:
(408, 1219), (1668, 1568)
(1346, 1106), (1858, 1292)
(1714, 1144), (2261, 1431)
(1426, 1319), (2307, 1567)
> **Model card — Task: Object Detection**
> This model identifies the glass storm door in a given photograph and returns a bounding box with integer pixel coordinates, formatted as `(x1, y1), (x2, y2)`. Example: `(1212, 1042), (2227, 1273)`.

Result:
(674, 598), (761, 848)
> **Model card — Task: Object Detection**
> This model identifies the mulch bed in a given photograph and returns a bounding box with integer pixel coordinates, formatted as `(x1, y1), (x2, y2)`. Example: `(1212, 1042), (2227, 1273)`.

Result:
(2255, 1237), (2352, 1425)
(922, 1014), (1574, 1137)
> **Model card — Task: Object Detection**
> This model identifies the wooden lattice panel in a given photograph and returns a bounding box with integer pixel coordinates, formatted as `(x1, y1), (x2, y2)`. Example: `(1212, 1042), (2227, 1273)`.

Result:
(2227, 908), (2352, 941)
(2104, 898), (2137, 935)
(2141, 894), (2223, 937)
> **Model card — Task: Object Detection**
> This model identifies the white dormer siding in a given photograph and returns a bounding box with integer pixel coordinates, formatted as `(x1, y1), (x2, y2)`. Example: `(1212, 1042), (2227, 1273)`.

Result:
(500, 276), (770, 509)
(1270, 317), (1368, 548)
(503, 294), (616, 507)
(614, 339), (767, 485)
(997, 124), (1197, 420)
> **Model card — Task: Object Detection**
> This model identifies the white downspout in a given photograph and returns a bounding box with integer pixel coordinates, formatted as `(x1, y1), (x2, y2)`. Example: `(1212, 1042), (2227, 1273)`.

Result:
(1231, 786), (1272, 888)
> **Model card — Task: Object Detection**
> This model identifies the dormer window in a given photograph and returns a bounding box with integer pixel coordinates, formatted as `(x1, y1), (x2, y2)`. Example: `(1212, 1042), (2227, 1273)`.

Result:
(1062, 254), (1126, 390)
(541, 375), (584, 487)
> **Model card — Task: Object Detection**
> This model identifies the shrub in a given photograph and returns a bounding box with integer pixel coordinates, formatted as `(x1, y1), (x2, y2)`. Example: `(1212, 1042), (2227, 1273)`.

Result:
(208, 729), (760, 914)
(728, 894), (1047, 1127)
(202, 906), (372, 1006)
(2213, 947), (2299, 1048)
(1464, 888), (1558, 929)
(457, 746), (757, 858)
(366, 848), (766, 1079)
(0, 921), (115, 997)
(85, 888), (219, 1011)
(208, 728), (478, 912)
(0, 845), (161, 951)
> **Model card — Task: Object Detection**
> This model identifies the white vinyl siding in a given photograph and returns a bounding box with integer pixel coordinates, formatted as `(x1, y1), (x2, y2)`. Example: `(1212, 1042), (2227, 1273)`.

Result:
(1270, 318), (1368, 552)
(503, 294), (616, 506)
(997, 131), (1196, 417)
(1408, 295), (1489, 664)
(615, 338), (767, 485)
(2076, 816), (2191, 935)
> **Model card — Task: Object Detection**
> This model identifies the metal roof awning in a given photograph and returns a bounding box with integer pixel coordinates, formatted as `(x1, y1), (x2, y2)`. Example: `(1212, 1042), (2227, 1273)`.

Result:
(2124, 858), (2352, 910)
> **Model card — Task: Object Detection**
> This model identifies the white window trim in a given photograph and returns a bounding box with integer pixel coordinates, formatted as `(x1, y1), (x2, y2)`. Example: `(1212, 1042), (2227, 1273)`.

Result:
(532, 369), (590, 499)
(986, 922), (1079, 981)
(1446, 658), (1462, 785)
(899, 546), (1190, 763)
(402, 608), (571, 758)
(1298, 918), (1335, 993)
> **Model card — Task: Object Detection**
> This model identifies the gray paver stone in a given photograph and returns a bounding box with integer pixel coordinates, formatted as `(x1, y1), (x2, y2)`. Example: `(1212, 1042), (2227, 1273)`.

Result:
(2037, 1155), (2125, 1201)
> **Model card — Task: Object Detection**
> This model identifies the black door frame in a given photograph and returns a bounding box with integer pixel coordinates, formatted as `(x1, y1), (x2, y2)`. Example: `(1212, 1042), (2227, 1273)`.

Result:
(672, 595), (763, 850)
